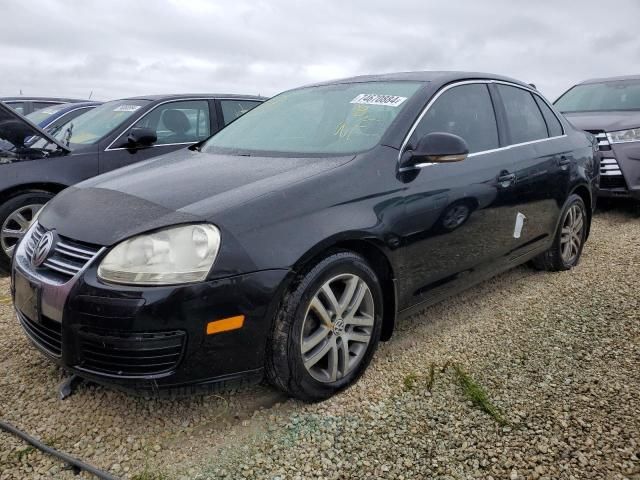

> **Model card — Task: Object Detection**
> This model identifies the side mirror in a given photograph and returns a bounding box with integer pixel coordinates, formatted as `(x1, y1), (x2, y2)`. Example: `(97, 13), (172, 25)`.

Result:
(127, 127), (157, 147)
(400, 132), (469, 170)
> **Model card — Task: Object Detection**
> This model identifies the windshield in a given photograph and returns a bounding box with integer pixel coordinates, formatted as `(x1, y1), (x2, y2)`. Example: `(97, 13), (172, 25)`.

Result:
(26, 103), (68, 125)
(32, 99), (150, 148)
(555, 79), (640, 112)
(202, 81), (423, 155)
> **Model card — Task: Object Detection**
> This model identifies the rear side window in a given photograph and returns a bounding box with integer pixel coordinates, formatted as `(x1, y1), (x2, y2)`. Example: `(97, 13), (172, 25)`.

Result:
(534, 96), (563, 137)
(411, 84), (499, 154)
(32, 101), (61, 111)
(497, 85), (548, 144)
(220, 100), (261, 125)
(5, 102), (25, 114)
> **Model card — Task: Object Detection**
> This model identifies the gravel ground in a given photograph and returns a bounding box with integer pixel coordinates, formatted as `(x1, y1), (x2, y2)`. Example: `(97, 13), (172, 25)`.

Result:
(1, 203), (639, 480)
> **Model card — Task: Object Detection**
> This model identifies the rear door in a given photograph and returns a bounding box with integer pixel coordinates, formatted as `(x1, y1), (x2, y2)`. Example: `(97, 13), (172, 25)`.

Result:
(395, 82), (519, 309)
(493, 84), (568, 255)
(99, 99), (213, 172)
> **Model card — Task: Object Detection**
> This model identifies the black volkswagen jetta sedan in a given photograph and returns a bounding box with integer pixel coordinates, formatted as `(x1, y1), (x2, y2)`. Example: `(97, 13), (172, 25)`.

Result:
(555, 75), (640, 200)
(0, 94), (264, 273)
(11, 72), (598, 401)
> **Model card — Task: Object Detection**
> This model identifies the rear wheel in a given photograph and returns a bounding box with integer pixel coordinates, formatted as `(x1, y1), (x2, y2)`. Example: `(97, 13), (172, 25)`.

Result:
(0, 191), (53, 275)
(532, 194), (587, 271)
(266, 251), (383, 401)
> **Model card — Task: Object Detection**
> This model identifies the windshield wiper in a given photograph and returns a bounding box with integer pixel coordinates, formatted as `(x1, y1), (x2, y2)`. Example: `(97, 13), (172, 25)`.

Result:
(63, 123), (74, 146)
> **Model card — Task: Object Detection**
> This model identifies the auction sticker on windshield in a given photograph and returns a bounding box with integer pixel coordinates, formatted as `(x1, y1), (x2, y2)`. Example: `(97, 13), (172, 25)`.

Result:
(350, 94), (407, 107)
(113, 105), (142, 112)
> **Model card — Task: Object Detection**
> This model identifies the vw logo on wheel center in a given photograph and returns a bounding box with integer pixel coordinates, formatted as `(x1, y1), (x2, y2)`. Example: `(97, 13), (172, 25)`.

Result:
(31, 231), (55, 267)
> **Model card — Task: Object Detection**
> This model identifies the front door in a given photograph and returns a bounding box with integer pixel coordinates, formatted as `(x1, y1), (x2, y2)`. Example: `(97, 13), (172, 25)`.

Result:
(394, 83), (518, 310)
(98, 99), (212, 173)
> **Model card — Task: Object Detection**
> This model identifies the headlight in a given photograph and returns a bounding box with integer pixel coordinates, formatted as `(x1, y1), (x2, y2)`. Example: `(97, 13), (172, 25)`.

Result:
(607, 128), (640, 144)
(97, 224), (221, 285)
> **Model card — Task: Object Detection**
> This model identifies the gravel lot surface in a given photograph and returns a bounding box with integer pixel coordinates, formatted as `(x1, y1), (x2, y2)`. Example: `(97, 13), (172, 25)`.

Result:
(1, 204), (639, 480)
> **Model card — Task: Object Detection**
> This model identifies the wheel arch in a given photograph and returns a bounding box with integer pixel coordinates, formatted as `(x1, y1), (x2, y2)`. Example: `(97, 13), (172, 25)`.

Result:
(289, 236), (398, 342)
(570, 183), (593, 239)
(0, 182), (67, 205)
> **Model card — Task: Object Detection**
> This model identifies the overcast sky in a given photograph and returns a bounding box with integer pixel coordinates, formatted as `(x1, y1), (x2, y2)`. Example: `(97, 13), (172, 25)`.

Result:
(1, 0), (639, 102)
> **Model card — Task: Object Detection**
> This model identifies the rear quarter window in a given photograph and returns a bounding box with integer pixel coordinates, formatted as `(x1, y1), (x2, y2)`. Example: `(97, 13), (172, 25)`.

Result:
(534, 96), (563, 137)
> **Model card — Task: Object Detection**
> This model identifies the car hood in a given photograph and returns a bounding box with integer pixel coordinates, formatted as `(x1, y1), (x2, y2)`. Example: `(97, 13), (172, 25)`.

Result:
(39, 148), (354, 246)
(562, 110), (640, 132)
(0, 101), (70, 152)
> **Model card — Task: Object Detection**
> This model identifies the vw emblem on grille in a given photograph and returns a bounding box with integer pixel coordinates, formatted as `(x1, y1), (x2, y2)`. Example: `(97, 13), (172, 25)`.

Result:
(31, 231), (55, 267)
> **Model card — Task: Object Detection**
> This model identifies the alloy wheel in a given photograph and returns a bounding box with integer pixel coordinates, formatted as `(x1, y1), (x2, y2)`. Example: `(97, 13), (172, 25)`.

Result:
(560, 203), (584, 264)
(300, 273), (375, 383)
(0, 204), (44, 257)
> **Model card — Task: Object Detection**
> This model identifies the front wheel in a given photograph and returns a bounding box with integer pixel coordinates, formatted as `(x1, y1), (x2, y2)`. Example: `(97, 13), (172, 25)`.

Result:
(0, 191), (53, 275)
(532, 194), (588, 271)
(266, 251), (383, 401)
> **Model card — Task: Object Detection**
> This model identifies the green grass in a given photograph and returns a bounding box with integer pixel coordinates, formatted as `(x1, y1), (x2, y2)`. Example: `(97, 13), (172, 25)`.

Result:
(14, 446), (36, 461)
(403, 372), (419, 391)
(452, 364), (507, 425)
(131, 470), (169, 480)
(426, 363), (436, 391)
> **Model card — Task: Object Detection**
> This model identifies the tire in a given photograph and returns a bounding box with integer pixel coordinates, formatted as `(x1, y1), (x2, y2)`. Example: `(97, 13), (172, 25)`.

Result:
(531, 194), (588, 272)
(266, 251), (384, 402)
(0, 191), (53, 275)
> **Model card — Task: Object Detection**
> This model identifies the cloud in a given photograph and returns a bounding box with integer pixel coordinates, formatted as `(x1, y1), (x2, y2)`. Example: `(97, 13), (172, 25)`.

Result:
(0, 0), (639, 101)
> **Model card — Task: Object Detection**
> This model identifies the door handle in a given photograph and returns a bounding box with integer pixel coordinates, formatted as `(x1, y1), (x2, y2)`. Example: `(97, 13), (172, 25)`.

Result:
(558, 155), (571, 169)
(497, 171), (516, 187)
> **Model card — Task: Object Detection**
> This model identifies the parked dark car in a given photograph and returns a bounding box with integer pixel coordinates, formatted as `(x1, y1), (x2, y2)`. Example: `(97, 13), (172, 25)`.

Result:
(1, 97), (88, 116)
(555, 75), (640, 200)
(0, 94), (264, 272)
(26, 101), (102, 134)
(11, 72), (598, 401)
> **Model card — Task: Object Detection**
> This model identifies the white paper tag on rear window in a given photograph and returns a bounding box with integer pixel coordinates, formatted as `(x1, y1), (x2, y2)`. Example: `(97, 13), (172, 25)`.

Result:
(350, 94), (407, 107)
(113, 105), (141, 112)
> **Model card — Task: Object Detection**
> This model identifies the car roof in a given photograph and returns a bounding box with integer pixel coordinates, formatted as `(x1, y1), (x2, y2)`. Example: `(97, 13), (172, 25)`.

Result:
(120, 93), (267, 102)
(0, 96), (89, 102)
(578, 74), (640, 85)
(51, 101), (102, 110)
(298, 71), (533, 89)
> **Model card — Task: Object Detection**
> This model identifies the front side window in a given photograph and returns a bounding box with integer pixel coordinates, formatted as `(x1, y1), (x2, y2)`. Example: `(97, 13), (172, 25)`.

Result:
(220, 100), (261, 125)
(497, 85), (548, 144)
(410, 84), (499, 154)
(555, 79), (640, 112)
(131, 100), (210, 145)
(33, 99), (151, 147)
(203, 81), (424, 156)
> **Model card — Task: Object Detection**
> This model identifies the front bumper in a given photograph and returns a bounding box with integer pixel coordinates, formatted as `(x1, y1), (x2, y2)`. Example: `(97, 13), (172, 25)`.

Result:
(11, 230), (289, 394)
(598, 141), (640, 200)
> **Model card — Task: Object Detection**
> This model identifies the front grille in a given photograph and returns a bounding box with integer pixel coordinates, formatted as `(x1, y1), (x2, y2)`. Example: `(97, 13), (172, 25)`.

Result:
(599, 158), (623, 177)
(17, 310), (62, 357)
(586, 130), (612, 152)
(585, 130), (627, 191)
(77, 328), (186, 378)
(600, 175), (628, 190)
(26, 224), (101, 281)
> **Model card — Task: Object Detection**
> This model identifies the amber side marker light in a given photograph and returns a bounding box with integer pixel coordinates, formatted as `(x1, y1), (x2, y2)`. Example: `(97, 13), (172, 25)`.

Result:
(206, 315), (245, 335)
